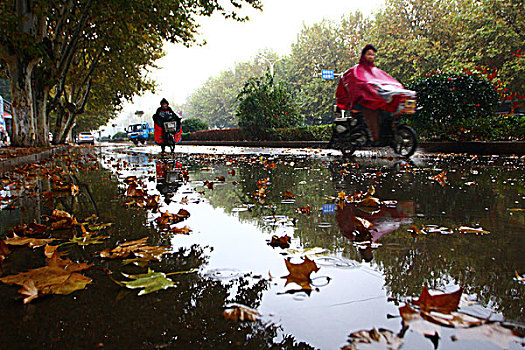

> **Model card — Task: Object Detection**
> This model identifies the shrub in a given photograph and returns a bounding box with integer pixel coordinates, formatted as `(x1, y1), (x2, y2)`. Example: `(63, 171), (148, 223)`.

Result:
(112, 132), (127, 140)
(186, 128), (246, 141)
(267, 125), (332, 141)
(236, 73), (303, 139)
(181, 118), (208, 133)
(408, 73), (499, 140)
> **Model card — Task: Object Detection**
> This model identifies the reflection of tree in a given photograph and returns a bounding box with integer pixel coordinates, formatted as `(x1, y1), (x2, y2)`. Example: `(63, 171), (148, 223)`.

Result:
(0, 156), (315, 349)
(197, 155), (525, 323)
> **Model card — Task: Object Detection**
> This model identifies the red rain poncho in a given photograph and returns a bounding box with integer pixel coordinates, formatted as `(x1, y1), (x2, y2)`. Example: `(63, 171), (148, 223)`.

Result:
(336, 60), (404, 113)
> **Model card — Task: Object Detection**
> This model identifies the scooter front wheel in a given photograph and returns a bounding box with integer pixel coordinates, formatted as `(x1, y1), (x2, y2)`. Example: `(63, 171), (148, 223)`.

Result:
(392, 125), (417, 157)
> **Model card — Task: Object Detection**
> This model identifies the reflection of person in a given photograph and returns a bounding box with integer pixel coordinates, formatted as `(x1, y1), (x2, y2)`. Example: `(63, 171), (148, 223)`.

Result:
(336, 44), (405, 142)
(153, 98), (181, 153)
(335, 201), (412, 262)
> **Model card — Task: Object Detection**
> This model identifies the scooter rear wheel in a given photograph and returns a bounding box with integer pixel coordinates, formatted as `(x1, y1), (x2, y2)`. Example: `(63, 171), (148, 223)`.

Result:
(392, 125), (417, 157)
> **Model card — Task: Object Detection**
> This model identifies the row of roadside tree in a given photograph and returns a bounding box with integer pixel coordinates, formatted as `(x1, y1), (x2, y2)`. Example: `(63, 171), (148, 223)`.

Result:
(178, 0), (523, 135)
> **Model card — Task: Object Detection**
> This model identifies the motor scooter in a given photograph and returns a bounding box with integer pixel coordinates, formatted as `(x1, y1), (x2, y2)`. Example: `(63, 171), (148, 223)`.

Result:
(154, 115), (182, 154)
(329, 84), (418, 157)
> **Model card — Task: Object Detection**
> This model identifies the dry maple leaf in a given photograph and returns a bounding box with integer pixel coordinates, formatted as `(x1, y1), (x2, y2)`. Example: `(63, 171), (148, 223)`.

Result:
(4, 233), (56, 248)
(282, 256), (320, 290)
(269, 235), (291, 248)
(19, 280), (39, 304)
(166, 226), (192, 234)
(412, 286), (463, 314)
(222, 304), (259, 322)
(0, 252), (92, 303)
(281, 191), (295, 199)
(343, 328), (403, 350)
(296, 205), (311, 214)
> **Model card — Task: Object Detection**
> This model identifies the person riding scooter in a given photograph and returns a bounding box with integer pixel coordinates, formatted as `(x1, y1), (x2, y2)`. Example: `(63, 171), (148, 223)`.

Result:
(153, 98), (181, 153)
(336, 44), (406, 143)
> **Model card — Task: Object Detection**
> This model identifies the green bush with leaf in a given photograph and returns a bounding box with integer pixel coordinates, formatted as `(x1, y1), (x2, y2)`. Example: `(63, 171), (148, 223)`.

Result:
(407, 73), (499, 140)
(181, 118), (208, 133)
(236, 73), (303, 139)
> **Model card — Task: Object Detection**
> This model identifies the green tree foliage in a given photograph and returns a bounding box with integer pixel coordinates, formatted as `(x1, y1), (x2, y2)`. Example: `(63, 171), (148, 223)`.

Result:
(181, 118), (208, 133)
(372, 0), (457, 83)
(408, 73), (499, 139)
(283, 13), (370, 125)
(450, 0), (524, 97)
(236, 73), (302, 138)
(183, 55), (274, 128)
(0, 0), (262, 146)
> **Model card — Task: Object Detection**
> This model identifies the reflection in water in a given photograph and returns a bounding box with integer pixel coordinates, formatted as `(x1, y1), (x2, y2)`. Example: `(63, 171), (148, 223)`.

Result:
(1, 147), (524, 349)
(335, 202), (413, 262)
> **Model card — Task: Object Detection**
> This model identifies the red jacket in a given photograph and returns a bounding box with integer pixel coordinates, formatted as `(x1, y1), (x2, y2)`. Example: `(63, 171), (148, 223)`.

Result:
(336, 62), (404, 112)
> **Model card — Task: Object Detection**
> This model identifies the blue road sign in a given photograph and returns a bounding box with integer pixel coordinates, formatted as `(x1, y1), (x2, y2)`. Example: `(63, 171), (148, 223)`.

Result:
(321, 69), (335, 80)
(323, 203), (336, 214)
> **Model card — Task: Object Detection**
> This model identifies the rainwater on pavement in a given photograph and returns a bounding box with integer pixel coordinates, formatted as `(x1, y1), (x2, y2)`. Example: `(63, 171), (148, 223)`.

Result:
(0, 144), (524, 350)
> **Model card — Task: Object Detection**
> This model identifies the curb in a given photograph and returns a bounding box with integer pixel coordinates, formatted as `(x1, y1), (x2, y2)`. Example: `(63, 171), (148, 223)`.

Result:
(0, 145), (71, 174)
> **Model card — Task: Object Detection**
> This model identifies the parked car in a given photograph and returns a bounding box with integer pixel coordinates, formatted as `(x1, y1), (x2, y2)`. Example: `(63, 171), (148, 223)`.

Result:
(77, 132), (95, 145)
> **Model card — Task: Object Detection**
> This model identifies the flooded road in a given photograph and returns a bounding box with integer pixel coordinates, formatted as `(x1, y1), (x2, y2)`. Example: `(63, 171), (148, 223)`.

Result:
(0, 144), (524, 349)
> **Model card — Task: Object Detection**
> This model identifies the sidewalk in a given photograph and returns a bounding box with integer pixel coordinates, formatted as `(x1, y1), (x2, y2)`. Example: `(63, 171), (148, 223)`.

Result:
(0, 145), (71, 174)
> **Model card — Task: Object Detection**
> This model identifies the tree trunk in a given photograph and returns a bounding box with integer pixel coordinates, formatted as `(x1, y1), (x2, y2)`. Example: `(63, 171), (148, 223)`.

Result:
(8, 57), (38, 147)
(33, 82), (50, 146)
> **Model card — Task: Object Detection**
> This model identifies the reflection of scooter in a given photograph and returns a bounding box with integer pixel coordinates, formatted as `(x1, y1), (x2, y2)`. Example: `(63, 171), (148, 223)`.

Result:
(156, 159), (184, 203)
(330, 84), (418, 157)
(335, 202), (414, 262)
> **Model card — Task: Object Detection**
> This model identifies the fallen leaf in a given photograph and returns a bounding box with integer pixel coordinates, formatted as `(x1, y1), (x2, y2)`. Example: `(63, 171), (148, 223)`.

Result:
(69, 234), (109, 246)
(282, 256), (320, 290)
(18, 280), (39, 304)
(451, 323), (524, 349)
(222, 303), (259, 322)
(413, 286), (462, 314)
(457, 226), (489, 235)
(0, 253), (92, 303)
(4, 233), (56, 248)
(281, 190), (295, 199)
(166, 226), (192, 234)
(399, 304), (441, 337)
(342, 328), (403, 350)
(515, 271), (525, 284)
(269, 235), (291, 248)
(119, 268), (176, 295)
(99, 237), (170, 262)
(296, 205), (311, 214)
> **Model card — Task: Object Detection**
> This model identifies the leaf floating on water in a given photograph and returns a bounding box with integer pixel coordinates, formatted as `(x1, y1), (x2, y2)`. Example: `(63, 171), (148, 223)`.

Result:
(429, 171), (447, 186)
(119, 268), (176, 295)
(451, 323), (525, 349)
(515, 271), (525, 284)
(222, 303), (259, 322)
(413, 286), (463, 314)
(342, 328), (403, 350)
(282, 256), (320, 291)
(296, 205), (311, 214)
(69, 234), (109, 246)
(0, 252), (92, 303)
(166, 226), (192, 235)
(457, 226), (489, 235)
(281, 190), (295, 199)
(269, 235), (291, 248)
(4, 233), (56, 248)
(99, 237), (170, 262)
(399, 304), (441, 337)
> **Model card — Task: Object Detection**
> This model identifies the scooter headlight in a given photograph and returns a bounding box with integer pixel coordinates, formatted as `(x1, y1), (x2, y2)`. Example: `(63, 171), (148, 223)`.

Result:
(336, 125), (347, 133)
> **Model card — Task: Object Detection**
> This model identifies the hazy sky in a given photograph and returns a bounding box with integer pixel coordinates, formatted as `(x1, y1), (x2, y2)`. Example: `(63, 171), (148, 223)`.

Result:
(118, 0), (384, 120)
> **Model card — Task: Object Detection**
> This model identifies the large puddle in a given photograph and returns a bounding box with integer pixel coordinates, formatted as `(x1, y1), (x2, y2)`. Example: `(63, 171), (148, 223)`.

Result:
(0, 145), (524, 349)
